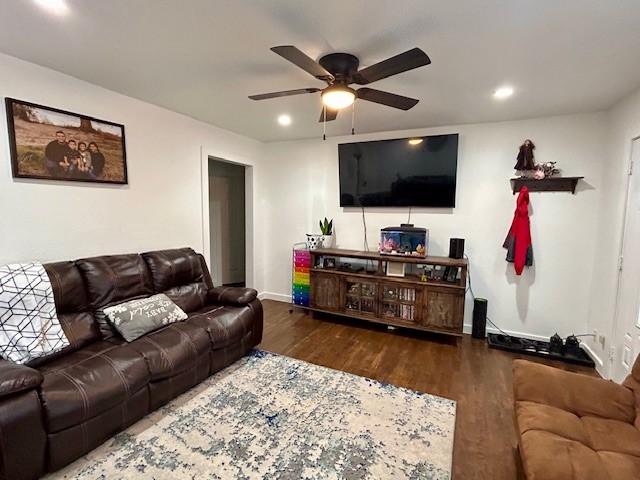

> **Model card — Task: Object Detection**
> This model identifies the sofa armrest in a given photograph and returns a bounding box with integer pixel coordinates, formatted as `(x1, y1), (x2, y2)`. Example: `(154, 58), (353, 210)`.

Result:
(0, 360), (43, 398)
(513, 359), (636, 423)
(208, 286), (258, 307)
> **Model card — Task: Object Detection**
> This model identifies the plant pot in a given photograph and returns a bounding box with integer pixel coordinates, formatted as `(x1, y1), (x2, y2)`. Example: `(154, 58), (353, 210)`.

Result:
(321, 234), (334, 248)
(306, 234), (324, 250)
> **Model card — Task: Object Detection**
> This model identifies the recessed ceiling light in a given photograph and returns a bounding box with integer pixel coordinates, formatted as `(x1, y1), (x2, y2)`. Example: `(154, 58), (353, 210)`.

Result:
(493, 86), (514, 99)
(408, 138), (423, 145)
(277, 114), (291, 126)
(33, 0), (69, 15)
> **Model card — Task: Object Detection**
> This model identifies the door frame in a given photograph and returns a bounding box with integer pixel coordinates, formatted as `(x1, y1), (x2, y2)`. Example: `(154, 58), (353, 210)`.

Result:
(200, 146), (254, 288)
(610, 135), (640, 380)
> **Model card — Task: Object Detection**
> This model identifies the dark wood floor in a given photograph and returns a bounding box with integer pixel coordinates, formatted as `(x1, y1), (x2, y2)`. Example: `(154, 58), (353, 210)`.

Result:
(259, 299), (596, 480)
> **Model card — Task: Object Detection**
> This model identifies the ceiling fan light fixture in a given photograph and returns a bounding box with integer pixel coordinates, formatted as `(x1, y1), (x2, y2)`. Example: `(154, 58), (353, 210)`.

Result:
(321, 86), (356, 110)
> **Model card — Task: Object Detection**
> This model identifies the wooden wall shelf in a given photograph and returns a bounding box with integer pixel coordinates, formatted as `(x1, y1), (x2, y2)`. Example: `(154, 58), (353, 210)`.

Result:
(297, 248), (467, 338)
(510, 176), (584, 194)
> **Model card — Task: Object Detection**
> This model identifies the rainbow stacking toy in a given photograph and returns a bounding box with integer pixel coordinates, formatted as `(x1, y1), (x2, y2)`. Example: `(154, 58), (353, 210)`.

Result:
(292, 246), (310, 306)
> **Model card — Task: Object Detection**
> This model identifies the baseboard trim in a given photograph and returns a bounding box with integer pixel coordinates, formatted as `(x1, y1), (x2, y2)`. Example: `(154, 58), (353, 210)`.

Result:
(580, 342), (604, 369)
(463, 324), (550, 341)
(258, 292), (291, 303)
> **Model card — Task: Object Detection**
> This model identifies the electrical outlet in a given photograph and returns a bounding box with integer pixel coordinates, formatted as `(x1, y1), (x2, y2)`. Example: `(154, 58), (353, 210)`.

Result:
(593, 329), (606, 349)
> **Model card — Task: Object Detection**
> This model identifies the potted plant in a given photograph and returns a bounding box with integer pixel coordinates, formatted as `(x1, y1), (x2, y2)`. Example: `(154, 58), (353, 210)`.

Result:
(319, 217), (334, 248)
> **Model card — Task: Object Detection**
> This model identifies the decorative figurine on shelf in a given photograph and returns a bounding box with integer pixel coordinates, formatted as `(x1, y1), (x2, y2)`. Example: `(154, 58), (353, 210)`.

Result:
(514, 139), (536, 175)
(533, 168), (545, 180)
(539, 161), (560, 178)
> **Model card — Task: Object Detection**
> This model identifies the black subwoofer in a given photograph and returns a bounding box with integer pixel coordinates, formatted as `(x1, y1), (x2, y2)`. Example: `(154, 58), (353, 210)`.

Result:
(472, 298), (488, 339)
(449, 238), (465, 259)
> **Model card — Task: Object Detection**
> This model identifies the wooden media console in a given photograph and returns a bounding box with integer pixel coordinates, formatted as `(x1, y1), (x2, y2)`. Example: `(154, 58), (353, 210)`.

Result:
(300, 248), (468, 337)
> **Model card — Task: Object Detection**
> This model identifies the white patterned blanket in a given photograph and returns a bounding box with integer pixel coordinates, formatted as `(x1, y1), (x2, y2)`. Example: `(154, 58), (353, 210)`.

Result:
(0, 263), (69, 364)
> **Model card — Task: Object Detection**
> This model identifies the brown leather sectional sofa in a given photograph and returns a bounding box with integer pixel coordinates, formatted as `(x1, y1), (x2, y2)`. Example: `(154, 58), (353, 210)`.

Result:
(0, 248), (263, 480)
(513, 358), (640, 479)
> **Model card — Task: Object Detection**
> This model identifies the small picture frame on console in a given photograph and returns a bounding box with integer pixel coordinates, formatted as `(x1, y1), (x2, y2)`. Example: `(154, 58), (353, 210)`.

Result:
(445, 266), (459, 283)
(323, 257), (336, 269)
(432, 266), (446, 281)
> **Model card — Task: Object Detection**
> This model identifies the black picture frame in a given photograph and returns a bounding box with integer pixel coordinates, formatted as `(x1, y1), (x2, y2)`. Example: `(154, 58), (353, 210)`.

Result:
(5, 97), (128, 184)
(323, 257), (337, 269)
(445, 266), (459, 283)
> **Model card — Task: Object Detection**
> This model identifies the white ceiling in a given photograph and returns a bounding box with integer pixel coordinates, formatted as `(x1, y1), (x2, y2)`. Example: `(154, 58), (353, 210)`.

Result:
(1, 0), (640, 142)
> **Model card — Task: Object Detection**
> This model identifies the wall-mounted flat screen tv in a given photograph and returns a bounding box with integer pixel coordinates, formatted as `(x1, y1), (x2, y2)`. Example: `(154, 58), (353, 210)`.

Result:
(338, 134), (459, 207)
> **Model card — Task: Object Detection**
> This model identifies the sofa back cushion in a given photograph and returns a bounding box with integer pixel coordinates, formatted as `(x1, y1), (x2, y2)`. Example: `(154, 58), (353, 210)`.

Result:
(76, 254), (155, 339)
(76, 254), (154, 309)
(24, 262), (100, 366)
(142, 248), (209, 313)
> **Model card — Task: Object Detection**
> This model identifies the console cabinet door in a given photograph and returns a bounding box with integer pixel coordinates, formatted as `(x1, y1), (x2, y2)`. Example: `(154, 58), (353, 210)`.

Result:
(420, 286), (464, 333)
(310, 273), (341, 311)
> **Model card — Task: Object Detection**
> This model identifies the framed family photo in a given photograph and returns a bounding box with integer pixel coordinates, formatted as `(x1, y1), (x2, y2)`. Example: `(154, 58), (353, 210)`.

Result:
(5, 98), (127, 184)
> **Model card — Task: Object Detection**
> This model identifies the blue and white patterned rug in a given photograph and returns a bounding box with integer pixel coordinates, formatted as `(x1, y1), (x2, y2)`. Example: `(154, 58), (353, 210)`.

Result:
(49, 350), (456, 479)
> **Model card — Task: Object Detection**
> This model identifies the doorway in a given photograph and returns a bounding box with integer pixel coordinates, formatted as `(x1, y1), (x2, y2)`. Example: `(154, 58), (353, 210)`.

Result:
(208, 158), (246, 287)
(612, 137), (640, 382)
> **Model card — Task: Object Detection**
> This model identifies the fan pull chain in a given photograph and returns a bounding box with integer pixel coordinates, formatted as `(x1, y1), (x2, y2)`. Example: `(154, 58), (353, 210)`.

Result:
(323, 105), (327, 141)
(351, 101), (355, 135)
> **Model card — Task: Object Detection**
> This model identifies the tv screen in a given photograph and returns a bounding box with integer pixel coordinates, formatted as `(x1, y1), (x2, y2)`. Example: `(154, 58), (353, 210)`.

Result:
(338, 134), (459, 207)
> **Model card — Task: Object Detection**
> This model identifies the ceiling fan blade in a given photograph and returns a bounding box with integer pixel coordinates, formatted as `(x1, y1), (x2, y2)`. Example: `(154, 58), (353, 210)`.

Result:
(248, 88), (321, 100)
(356, 88), (419, 110)
(271, 46), (334, 82)
(354, 48), (431, 85)
(318, 107), (339, 122)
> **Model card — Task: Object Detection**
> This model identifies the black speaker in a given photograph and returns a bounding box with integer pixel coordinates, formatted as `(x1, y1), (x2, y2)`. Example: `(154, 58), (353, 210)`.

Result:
(472, 298), (488, 339)
(449, 238), (465, 259)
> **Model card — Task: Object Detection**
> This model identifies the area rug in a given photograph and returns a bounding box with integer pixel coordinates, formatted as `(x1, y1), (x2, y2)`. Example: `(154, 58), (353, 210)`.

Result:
(48, 350), (456, 479)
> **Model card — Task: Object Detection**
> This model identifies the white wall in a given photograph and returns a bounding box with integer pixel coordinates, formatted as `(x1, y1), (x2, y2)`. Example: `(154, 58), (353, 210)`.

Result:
(587, 87), (640, 377)
(261, 113), (608, 338)
(3, 52), (632, 355)
(0, 53), (264, 290)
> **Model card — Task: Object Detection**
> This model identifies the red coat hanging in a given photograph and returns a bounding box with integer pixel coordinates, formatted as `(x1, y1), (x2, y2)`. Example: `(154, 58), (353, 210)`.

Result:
(503, 186), (533, 275)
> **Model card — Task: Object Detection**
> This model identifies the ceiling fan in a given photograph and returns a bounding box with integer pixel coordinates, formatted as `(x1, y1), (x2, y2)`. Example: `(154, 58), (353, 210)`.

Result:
(249, 46), (431, 122)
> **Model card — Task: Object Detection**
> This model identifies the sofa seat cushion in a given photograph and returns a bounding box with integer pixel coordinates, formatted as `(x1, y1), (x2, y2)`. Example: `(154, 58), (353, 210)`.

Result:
(520, 430), (610, 480)
(129, 322), (210, 381)
(516, 400), (589, 444)
(38, 340), (149, 433)
(598, 451), (640, 479)
(187, 303), (256, 349)
(515, 400), (640, 480)
(582, 416), (640, 457)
